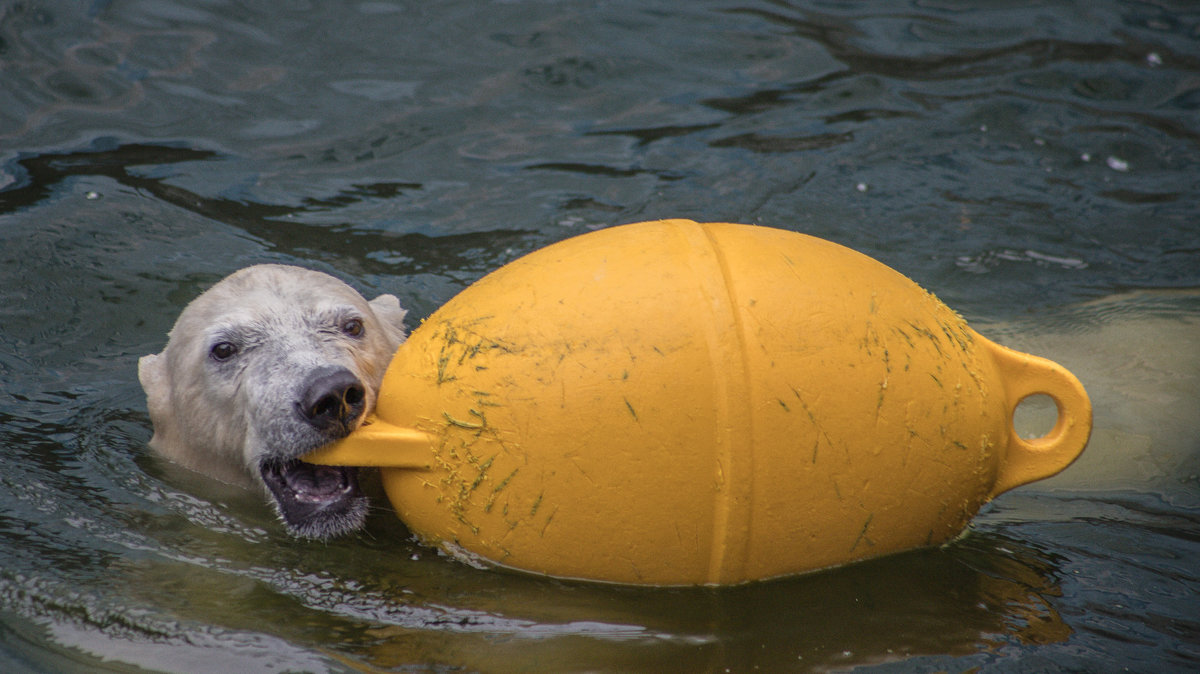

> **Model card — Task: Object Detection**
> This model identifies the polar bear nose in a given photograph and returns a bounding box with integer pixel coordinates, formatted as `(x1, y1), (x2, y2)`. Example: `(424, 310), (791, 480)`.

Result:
(298, 366), (367, 434)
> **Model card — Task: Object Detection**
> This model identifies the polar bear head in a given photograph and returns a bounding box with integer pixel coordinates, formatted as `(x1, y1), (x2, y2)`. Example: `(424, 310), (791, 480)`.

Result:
(139, 264), (408, 539)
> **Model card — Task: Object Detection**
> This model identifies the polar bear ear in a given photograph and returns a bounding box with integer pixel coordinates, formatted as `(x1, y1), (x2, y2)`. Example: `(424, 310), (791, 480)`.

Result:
(368, 293), (409, 346)
(138, 353), (168, 403)
(138, 352), (174, 447)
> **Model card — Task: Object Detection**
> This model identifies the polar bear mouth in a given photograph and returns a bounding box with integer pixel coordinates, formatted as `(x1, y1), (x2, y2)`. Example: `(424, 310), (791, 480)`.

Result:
(259, 459), (368, 539)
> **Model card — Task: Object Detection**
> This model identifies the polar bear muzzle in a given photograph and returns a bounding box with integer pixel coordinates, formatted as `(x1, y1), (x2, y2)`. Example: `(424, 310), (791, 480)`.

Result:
(257, 365), (372, 538)
(259, 459), (367, 539)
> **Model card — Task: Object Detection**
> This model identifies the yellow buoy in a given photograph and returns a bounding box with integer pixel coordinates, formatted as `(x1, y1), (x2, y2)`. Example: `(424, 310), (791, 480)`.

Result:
(305, 220), (1091, 585)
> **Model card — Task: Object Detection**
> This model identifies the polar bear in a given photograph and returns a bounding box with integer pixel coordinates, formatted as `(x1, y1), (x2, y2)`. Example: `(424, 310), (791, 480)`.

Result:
(138, 264), (408, 539)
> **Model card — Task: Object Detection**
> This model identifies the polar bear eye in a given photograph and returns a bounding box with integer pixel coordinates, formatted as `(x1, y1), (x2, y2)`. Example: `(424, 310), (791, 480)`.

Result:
(341, 318), (364, 338)
(210, 341), (238, 361)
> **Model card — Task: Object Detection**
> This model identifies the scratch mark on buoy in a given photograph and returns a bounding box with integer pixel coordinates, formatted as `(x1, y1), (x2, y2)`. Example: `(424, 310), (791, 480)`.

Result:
(540, 506), (558, 537)
(850, 513), (875, 552)
(443, 411), (484, 429)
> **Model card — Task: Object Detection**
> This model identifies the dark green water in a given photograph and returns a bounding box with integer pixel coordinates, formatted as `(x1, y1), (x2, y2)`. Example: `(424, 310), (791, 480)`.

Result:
(1, 1), (1198, 671)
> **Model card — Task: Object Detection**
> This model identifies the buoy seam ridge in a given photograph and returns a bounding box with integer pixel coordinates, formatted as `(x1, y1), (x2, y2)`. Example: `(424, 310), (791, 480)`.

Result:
(698, 221), (756, 584)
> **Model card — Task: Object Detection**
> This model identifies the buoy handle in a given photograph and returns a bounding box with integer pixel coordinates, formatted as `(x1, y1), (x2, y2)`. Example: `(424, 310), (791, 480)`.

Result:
(987, 340), (1092, 497)
(302, 417), (433, 469)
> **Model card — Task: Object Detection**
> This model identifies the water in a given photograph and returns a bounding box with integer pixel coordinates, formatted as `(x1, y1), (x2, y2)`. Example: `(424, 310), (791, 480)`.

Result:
(1, 0), (1198, 671)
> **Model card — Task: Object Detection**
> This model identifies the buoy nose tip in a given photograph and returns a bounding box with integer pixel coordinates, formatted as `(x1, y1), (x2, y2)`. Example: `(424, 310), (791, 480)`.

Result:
(302, 418), (434, 469)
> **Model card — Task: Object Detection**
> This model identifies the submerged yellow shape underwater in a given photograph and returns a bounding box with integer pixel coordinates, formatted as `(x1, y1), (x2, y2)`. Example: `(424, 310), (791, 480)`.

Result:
(305, 220), (1091, 585)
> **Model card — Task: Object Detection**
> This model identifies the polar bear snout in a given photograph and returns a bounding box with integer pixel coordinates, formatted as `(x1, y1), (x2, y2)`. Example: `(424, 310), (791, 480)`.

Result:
(297, 366), (367, 436)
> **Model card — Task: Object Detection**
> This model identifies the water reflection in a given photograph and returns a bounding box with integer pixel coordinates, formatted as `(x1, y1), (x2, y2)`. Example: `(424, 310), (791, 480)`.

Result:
(109, 522), (1070, 672)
